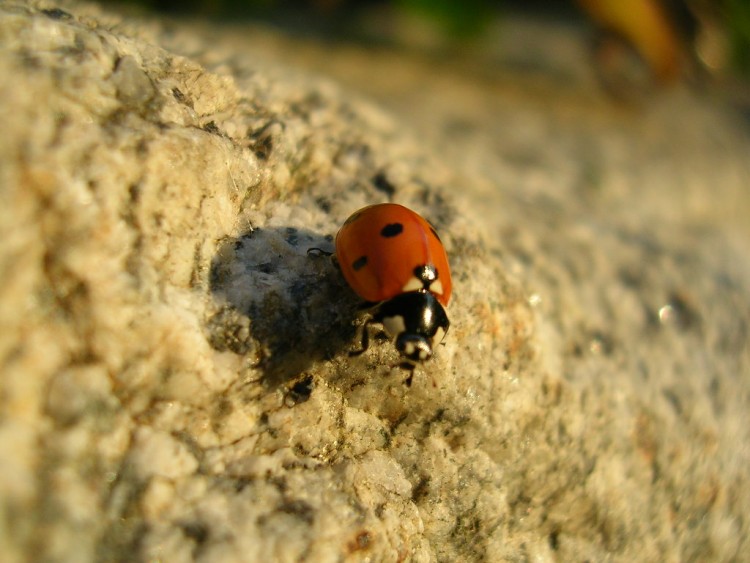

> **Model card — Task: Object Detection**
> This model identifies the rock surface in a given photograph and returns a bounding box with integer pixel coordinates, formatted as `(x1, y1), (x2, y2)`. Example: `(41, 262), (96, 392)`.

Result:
(1, 1), (748, 561)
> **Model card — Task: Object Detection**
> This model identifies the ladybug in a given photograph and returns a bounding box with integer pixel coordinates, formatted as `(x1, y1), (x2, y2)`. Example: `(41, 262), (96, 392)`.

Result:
(335, 203), (452, 378)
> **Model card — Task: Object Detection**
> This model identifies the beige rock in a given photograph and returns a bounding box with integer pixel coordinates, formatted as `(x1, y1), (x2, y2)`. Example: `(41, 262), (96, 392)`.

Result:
(1, 1), (748, 562)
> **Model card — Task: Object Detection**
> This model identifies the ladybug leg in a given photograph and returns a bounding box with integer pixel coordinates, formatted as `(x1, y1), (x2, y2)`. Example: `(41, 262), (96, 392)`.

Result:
(349, 317), (375, 357)
(397, 362), (437, 388)
(398, 362), (416, 387)
(439, 324), (449, 345)
(306, 247), (339, 269)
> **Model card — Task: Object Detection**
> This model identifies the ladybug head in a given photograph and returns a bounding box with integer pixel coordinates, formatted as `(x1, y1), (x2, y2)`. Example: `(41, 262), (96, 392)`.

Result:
(376, 291), (449, 364)
(395, 333), (433, 362)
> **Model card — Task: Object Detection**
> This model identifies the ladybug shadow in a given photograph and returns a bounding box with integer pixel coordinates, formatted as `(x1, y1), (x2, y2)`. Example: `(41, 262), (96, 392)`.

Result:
(208, 226), (360, 389)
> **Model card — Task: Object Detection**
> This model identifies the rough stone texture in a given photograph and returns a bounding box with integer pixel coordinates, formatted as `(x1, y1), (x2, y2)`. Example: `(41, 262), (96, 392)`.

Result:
(1, 1), (749, 562)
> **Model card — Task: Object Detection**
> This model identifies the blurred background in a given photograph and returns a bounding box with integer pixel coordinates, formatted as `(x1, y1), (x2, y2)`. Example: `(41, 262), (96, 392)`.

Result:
(106, 0), (749, 101)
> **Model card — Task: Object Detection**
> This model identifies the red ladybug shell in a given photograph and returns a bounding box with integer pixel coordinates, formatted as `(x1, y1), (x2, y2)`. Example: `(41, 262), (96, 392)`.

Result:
(335, 203), (452, 306)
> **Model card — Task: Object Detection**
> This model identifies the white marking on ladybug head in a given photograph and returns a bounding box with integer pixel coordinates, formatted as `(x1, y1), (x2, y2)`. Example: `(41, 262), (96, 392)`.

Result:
(433, 326), (446, 345)
(395, 333), (433, 362)
(430, 279), (444, 295)
(401, 277), (423, 293)
(382, 315), (406, 339)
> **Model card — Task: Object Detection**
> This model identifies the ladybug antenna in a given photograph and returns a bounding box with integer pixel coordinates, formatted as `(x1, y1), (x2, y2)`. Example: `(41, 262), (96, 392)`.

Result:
(306, 247), (333, 257)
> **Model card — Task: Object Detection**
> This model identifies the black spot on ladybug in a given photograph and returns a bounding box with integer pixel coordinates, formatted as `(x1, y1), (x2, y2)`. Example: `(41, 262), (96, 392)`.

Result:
(352, 256), (368, 271)
(414, 264), (438, 283)
(380, 223), (403, 238)
(343, 210), (364, 226)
